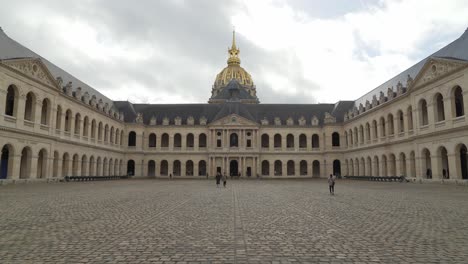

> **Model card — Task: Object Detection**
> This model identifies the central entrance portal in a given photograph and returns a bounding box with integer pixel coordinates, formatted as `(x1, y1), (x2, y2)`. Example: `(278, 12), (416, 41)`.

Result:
(230, 160), (238, 177)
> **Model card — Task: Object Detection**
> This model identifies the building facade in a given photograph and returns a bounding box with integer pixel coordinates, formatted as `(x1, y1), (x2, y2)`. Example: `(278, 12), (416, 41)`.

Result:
(1, 28), (468, 183)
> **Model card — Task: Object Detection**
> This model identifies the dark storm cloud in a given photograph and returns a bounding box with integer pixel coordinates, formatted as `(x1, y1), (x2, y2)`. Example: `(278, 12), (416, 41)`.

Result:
(0, 0), (320, 103)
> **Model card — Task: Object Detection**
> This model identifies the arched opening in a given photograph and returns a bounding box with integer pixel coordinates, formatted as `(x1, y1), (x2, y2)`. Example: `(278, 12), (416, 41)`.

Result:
(83, 117), (89, 137)
(434, 93), (445, 122)
(457, 144), (468, 179)
(437, 147), (449, 179)
(88, 156), (95, 176)
(365, 123), (371, 141)
(173, 160), (181, 176)
(387, 114), (394, 135)
(299, 134), (307, 148)
(230, 133), (238, 147)
(72, 154), (80, 176)
(148, 160), (156, 177)
(261, 134), (269, 148)
(359, 125), (364, 143)
(312, 160), (320, 177)
(286, 134), (294, 148)
(104, 124), (109, 142)
(353, 127), (358, 145)
(354, 158), (359, 176)
(187, 134), (194, 148)
(388, 154), (396, 176)
(128, 131), (136, 146)
(407, 106), (414, 130)
(367, 157), (372, 176)
(19, 147), (32, 179)
(91, 119), (96, 139)
(115, 129), (120, 145)
(349, 129), (354, 145)
(261, 160), (269, 175)
(74, 113), (81, 135)
(65, 110), (72, 132)
(344, 131), (348, 147)
(127, 160), (135, 176)
(55, 106), (62, 130)
(102, 158), (108, 176)
(198, 134), (207, 148)
(333, 160), (341, 177)
(40, 98), (50, 125)
(399, 153), (407, 177)
(373, 156), (380, 176)
(24, 92), (36, 121)
(332, 132), (340, 147)
(312, 134), (320, 148)
(453, 86), (464, 117)
(360, 157), (365, 176)
(287, 160), (295, 175)
(198, 160), (207, 176)
(409, 151), (416, 178)
(229, 160), (238, 176)
(62, 153), (70, 177)
(422, 148), (432, 179)
(174, 134), (182, 148)
(0, 144), (14, 179)
(274, 160), (282, 176)
(110, 127), (114, 143)
(5, 85), (17, 116)
(160, 160), (168, 176)
(120, 131), (124, 146)
(274, 134), (281, 148)
(161, 133), (169, 148)
(186, 160), (194, 176)
(149, 133), (156, 148)
(349, 159), (354, 176)
(419, 99), (429, 126)
(37, 149), (47, 178)
(296, 160), (305, 176)
(53, 151), (59, 177)
(397, 110), (404, 133)
(381, 155), (387, 177)
(96, 157), (101, 176)
(372, 120), (378, 139)
(81, 155), (87, 176)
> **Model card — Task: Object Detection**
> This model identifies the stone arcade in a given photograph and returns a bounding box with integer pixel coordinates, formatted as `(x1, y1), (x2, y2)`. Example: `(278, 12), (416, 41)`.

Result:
(1, 28), (468, 182)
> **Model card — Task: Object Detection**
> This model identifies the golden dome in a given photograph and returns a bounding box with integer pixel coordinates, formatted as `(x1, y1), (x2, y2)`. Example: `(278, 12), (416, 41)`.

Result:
(213, 31), (255, 90)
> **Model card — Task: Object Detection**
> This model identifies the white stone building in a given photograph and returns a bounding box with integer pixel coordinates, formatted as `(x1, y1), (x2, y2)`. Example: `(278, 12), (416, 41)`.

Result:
(1, 27), (467, 183)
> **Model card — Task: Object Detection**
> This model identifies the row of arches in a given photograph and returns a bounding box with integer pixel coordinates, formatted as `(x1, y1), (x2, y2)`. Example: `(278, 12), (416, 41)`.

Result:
(260, 159), (341, 177)
(144, 160), (208, 177)
(346, 86), (465, 147)
(260, 132), (340, 149)
(0, 144), (123, 179)
(345, 144), (468, 179)
(128, 132), (208, 148)
(5, 85), (123, 145)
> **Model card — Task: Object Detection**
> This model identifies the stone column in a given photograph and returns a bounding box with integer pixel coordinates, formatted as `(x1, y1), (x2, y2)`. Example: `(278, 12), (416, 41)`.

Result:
(29, 155), (38, 179)
(269, 135), (274, 150)
(294, 160), (300, 177)
(16, 94), (26, 127)
(194, 162), (199, 177)
(415, 156), (423, 179)
(10, 155), (22, 180)
(447, 153), (459, 179)
(194, 134), (199, 151)
(56, 157), (63, 178)
(443, 97), (452, 122)
(281, 136), (286, 151)
(169, 134), (174, 151)
(431, 154), (442, 180)
(181, 134), (186, 150)
(282, 161), (287, 176)
(464, 90), (468, 117)
(156, 134), (162, 151)
(427, 102), (435, 128)
(181, 161), (186, 176)
(269, 161), (274, 177)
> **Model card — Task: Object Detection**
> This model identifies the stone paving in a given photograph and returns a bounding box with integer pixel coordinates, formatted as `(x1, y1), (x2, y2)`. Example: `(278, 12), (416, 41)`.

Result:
(1, 179), (468, 263)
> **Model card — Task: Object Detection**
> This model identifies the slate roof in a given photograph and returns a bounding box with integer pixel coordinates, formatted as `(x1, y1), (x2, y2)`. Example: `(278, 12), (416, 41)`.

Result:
(211, 79), (258, 102)
(0, 27), (115, 109)
(354, 28), (468, 107)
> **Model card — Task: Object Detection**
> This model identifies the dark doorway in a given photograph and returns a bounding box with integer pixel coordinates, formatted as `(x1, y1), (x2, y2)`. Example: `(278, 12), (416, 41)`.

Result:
(230, 160), (238, 176)
(1, 146), (9, 179)
(333, 160), (341, 177)
(127, 160), (135, 176)
(461, 145), (468, 179)
(246, 167), (251, 177)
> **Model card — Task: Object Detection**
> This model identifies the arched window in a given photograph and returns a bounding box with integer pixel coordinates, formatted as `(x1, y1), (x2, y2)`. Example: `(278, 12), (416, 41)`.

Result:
(407, 106), (414, 131)
(286, 134), (294, 148)
(128, 131), (136, 146)
(91, 119), (96, 139)
(83, 116), (89, 137)
(187, 133), (194, 148)
(365, 123), (371, 141)
(186, 160), (194, 176)
(312, 134), (320, 148)
(274, 160), (282, 176)
(287, 160), (295, 175)
(149, 133), (156, 147)
(74, 113), (81, 134)
(104, 124), (109, 142)
(174, 133), (182, 148)
(5, 85), (17, 116)
(55, 106), (62, 130)
(24, 92), (36, 121)
(127, 160), (135, 176)
(332, 132), (340, 147)
(372, 120), (378, 139)
(198, 133), (207, 148)
(40, 98), (50, 125)
(65, 110), (72, 132)
(300, 160), (307, 176)
(312, 160), (320, 177)
(274, 134), (281, 148)
(299, 134), (307, 148)
(359, 125), (364, 143)
(397, 110), (404, 133)
(160, 160), (168, 176)
(230, 133), (238, 147)
(387, 114), (394, 135)
(173, 160), (181, 176)
(148, 160), (156, 177)
(453, 86), (464, 117)
(434, 93), (445, 122)
(261, 134), (269, 148)
(198, 160), (207, 176)
(261, 160), (269, 176)
(161, 133), (169, 148)
(98, 122), (103, 140)
(419, 99), (428, 126)
(379, 117), (386, 137)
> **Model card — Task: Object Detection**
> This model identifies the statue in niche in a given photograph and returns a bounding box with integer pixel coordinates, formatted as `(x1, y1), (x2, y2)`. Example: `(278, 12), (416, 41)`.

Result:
(200, 116), (207, 125)
(298, 116), (306, 126)
(311, 116), (319, 126)
(162, 117), (169, 125)
(135, 113), (143, 124)
(261, 118), (269, 125)
(274, 117), (281, 126)
(150, 116), (157, 125)
(406, 74), (413, 88)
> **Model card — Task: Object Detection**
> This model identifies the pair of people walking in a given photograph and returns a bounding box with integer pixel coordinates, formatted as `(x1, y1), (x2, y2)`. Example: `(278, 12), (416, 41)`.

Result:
(328, 174), (336, 195)
(215, 172), (227, 188)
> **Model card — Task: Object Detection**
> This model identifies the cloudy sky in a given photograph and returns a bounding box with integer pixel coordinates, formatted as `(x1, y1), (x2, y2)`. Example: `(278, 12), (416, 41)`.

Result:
(1, 0), (468, 104)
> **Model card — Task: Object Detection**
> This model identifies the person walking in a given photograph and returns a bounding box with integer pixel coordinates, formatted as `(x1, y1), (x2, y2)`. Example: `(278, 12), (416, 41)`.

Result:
(328, 174), (336, 195)
(222, 173), (227, 188)
(215, 172), (221, 188)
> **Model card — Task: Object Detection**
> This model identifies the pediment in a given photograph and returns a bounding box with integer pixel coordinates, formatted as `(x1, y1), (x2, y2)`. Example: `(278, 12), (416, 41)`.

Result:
(1, 58), (60, 89)
(412, 57), (468, 89)
(209, 114), (258, 127)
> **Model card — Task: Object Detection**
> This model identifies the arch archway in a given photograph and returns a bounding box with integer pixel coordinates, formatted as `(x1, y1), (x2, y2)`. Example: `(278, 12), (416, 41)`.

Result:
(160, 160), (168, 176)
(148, 160), (156, 177)
(313, 160), (320, 177)
(198, 160), (207, 176)
(230, 160), (238, 176)
(127, 160), (135, 176)
(300, 160), (307, 176)
(0, 144), (14, 179)
(37, 149), (48, 178)
(333, 160), (341, 176)
(274, 160), (282, 176)
(20, 147), (32, 179)
(261, 160), (269, 176)
(456, 144), (468, 179)
(287, 160), (295, 175)
(186, 160), (194, 176)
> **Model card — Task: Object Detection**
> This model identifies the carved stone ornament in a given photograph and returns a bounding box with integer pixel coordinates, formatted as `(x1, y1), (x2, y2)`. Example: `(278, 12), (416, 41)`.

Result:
(261, 117), (269, 125)
(174, 116), (182, 125)
(90, 96), (97, 107)
(286, 117), (294, 126)
(2, 59), (56, 87)
(187, 116), (194, 125)
(379, 91), (386, 104)
(82, 92), (90, 104)
(74, 87), (82, 99)
(274, 117), (281, 126)
(353, 106), (358, 116)
(135, 113), (143, 124)
(64, 82), (73, 96)
(387, 87), (395, 100)
(311, 115), (319, 126)
(298, 116), (306, 126)
(119, 112), (125, 121)
(56, 77), (63, 87)
(150, 116), (157, 125)
(406, 74), (413, 88)
(323, 112), (336, 124)
(344, 112), (349, 121)
(396, 81), (405, 96)
(365, 100), (371, 110)
(358, 103), (364, 114)
(103, 103), (109, 113)
(98, 99), (104, 110)
(199, 116), (207, 125)
(372, 95), (378, 107)
(162, 117), (169, 126)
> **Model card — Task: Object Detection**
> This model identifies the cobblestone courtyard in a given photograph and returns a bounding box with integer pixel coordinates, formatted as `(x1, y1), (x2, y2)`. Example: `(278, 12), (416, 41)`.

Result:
(1, 179), (468, 263)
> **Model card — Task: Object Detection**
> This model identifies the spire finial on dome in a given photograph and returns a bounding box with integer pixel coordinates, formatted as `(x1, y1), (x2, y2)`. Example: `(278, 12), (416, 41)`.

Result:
(227, 29), (240, 65)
